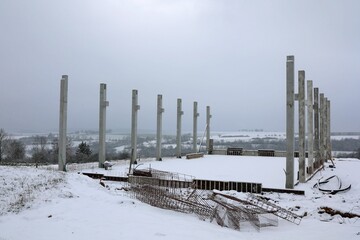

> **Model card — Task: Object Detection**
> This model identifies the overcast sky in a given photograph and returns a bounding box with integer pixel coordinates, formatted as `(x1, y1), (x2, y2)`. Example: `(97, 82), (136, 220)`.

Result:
(0, 0), (359, 134)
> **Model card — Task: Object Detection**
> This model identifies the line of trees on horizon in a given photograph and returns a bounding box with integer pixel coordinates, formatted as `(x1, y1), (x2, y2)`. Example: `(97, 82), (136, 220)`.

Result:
(0, 129), (130, 164)
(0, 128), (359, 164)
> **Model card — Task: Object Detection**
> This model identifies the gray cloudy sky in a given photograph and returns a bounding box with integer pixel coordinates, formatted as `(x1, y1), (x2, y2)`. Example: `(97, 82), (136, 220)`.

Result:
(1, 0), (359, 133)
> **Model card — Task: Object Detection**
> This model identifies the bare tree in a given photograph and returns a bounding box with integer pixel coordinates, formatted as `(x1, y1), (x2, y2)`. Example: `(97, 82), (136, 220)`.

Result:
(5, 139), (26, 161)
(31, 136), (49, 163)
(0, 128), (9, 162)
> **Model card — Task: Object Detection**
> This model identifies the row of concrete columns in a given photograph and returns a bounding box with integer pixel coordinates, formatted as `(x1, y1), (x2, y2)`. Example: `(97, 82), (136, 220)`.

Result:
(285, 56), (332, 189)
(57, 79), (212, 171)
(58, 79), (110, 171)
(104, 89), (211, 168)
(59, 79), (211, 171)
(129, 93), (211, 166)
(129, 92), (211, 170)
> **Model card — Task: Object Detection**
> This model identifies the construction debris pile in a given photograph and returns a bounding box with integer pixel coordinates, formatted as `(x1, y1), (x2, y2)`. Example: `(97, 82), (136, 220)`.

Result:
(313, 175), (351, 194)
(127, 168), (302, 231)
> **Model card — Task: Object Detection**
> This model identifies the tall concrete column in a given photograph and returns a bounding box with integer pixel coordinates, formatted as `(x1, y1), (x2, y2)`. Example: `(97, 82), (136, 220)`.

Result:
(286, 56), (295, 189)
(307, 80), (314, 174)
(313, 88), (320, 169)
(326, 100), (332, 160)
(99, 83), (109, 168)
(193, 101), (199, 152)
(156, 94), (164, 161)
(58, 75), (68, 171)
(319, 93), (325, 165)
(206, 106), (212, 153)
(324, 97), (328, 162)
(176, 99), (184, 158)
(298, 70), (306, 183)
(130, 90), (140, 168)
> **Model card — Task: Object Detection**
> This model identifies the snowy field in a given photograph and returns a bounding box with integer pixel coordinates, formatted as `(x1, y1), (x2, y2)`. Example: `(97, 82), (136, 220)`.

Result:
(211, 131), (287, 142)
(83, 155), (299, 188)
(0, 156), (359, 240)
(212, 131), (359, 142)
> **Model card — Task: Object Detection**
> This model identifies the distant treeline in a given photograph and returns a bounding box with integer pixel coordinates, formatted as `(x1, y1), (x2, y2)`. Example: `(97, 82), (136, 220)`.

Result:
(1, 129), (359, 165)
(331, 132), (360, 136)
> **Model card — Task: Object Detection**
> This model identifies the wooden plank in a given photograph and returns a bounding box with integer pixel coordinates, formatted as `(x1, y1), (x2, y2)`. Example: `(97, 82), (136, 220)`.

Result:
(186, 152), (204, 159)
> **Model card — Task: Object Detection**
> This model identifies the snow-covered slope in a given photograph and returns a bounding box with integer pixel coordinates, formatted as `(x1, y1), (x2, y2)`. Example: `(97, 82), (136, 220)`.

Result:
(0, 157), (359, 240)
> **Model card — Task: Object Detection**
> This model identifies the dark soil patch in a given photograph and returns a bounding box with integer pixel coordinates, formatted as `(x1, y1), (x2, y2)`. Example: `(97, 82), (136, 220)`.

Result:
(319, 206), (360, 218)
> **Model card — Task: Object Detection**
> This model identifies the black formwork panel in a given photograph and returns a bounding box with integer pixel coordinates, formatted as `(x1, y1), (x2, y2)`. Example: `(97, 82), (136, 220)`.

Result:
(294, 151), (309, 158)
(201, 180), (206, 189)
(241, 182), (247, 192)
(193, 179), (262, 193)
(247, 183), (253, 192)
(258, 149), (275, 157)
(237, 182), (242, 192)
(227, 147), (243, 155)
(214, 181), (220, 190)
(256, 183), (262, 193)
(230, 182), (238, 191)
(157, 179), (193, 189)
(207, 181), (211, 190)
(224, 182), (229, 191)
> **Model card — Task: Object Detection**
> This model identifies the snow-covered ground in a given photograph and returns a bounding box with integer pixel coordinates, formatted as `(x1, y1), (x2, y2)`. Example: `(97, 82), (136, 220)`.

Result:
(85, 155), (299, 188)
(211, 131), (287, 142)
(0, 156), (359, 240)
(211, 131), (360, 142)
(114, 145), (128, 153)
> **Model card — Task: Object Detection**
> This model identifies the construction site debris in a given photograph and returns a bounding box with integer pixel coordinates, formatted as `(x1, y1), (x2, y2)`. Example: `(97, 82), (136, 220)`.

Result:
(313, 175), (351, 194)
(126, 168), (303, 231)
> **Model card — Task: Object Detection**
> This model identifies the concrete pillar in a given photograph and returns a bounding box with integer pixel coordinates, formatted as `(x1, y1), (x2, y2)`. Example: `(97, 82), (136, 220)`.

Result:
(286, 56), (295, 189)
(326, 100), (332, 160)
(208, 139), (214, 154)
(324, 97), (328, 162)
(176, 98), (183, 158)
(58, 75), (68, 172)
(131, 90), (140, 167)
(206, 106), (212, 153)
(298, 70), (306, 183)
(99, 83), (109, 168)
(156, 94), (164, 161)
(319, 93), (325, 165)
(313, 88), (320, 169)
(193, 101), (199, 152)
(307, 80), (314, 174)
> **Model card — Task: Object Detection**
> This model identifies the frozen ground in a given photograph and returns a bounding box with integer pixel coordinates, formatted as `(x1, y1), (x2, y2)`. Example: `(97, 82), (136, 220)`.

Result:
(0, 156), (359, 240)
